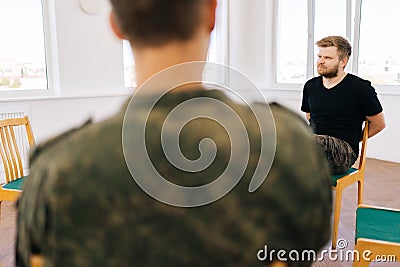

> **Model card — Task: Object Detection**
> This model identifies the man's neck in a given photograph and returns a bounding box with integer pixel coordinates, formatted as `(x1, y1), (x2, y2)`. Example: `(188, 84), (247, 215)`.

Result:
(133, 34), (209, 89)
(322, 71), (347, 89)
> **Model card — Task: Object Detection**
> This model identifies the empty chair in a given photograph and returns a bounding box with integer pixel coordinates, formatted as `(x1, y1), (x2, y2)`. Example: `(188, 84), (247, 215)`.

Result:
(353, 205), (400, 267)
(0, 116), (35, 218)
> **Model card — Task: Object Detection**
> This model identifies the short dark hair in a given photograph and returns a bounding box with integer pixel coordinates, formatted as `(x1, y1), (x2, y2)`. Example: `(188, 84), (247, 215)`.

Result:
(316, 36), (352, 60)
(109, 0), (207, 47)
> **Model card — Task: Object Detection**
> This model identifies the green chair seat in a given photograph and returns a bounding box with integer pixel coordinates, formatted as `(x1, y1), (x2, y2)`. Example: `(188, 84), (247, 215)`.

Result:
(356, 207), (400, 244)
(331, 167), (357, 187)
(1, 176), (28, 190)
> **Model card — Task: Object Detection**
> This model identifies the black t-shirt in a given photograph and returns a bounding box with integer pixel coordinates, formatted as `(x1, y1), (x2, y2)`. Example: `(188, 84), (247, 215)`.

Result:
(301, 73), (383, 155)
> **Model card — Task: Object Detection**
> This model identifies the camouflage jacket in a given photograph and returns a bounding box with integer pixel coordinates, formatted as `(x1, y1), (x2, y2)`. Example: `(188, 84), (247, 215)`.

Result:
(17, 88), (332, 267)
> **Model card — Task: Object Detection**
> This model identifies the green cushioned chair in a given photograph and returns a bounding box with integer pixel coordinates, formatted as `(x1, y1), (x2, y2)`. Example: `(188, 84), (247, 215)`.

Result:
(2, 176), (27, 190)
(331, 121), (369, 249)
(0, 116), (35, 221)
(353, 205), (400, 267)
(331, 167), (357, 187)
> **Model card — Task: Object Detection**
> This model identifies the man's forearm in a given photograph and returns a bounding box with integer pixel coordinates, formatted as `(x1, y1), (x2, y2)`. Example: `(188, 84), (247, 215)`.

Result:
(366, 112), (386, 139)
(368, 122), (385, 138)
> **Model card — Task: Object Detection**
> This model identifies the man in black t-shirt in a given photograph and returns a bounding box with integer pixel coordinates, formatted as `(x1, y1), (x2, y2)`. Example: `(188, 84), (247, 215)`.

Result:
(301, 36), (385, 175)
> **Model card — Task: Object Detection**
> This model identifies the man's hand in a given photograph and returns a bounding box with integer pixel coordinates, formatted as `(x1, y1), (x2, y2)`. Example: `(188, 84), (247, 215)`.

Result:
(306, 112), (310, 122)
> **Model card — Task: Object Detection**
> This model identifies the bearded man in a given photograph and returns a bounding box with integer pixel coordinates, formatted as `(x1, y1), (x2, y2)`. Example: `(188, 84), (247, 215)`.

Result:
(301, 36), (385, 175)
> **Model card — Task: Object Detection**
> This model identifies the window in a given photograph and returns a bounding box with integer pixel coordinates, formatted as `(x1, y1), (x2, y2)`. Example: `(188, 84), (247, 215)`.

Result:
(275, 0), (399, 90)
(123, 0), (228, 88)
(358, 0), (400, 86)
(275, 0), (351, 84)
(123, 40), (136, 88)
(207, 0), (228, 64)
(313, 0), (347, 76)
(0, 0), (47, 91)
(275, 0), (308, 84)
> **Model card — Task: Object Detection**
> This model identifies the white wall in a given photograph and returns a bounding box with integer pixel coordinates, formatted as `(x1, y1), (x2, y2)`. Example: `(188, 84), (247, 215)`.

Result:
(53, 0), (125, 94)
(1, 96), (128, 144)
(1, 0), (399, 165)
(228, 0), (273, 88)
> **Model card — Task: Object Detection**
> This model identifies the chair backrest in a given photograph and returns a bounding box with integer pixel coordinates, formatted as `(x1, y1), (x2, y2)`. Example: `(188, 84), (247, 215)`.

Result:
(357, 120), (369, 172)
(0, 116), (35, 183)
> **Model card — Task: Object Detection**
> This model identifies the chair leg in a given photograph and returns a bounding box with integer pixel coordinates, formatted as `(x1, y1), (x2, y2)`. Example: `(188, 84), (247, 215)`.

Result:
(353, 259), (370, 267)
(357, 180), (364, 205)
(332, 188), (343, 249)
(353, 242), (370, 267)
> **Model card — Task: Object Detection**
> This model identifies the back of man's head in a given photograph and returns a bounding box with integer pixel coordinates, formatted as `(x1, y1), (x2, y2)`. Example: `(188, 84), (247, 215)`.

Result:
(109, 0), (211, 47)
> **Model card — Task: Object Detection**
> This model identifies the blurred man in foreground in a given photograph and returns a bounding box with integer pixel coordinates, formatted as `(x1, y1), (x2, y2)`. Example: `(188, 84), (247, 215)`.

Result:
(17, 1), (332, 266)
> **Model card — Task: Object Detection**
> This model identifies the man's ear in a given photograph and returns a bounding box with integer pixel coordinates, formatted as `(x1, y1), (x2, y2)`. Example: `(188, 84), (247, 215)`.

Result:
(109, 11), (125, 40)
(340, 57), (349, 68)
(207, 0), (217, 32)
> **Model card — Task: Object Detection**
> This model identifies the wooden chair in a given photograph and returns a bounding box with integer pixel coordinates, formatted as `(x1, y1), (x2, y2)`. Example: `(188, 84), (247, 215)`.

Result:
(0, 116), (35, 218)
(353, 205), (400, 267)
(331, 120), (369, 249)
(30, 255), (44, 267)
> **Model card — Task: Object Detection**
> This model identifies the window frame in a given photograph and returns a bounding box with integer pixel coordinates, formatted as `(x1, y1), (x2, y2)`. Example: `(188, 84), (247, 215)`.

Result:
(0, 0), (59, 99)
(208, 0), (229, 66)
(272, 0), (312, 90)
(273, 0), (400, 94)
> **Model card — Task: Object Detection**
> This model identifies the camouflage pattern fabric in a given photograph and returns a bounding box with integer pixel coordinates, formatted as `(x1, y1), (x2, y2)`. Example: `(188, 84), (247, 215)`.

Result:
(314, 134), (357, 175)
(16, 88), (332, 267)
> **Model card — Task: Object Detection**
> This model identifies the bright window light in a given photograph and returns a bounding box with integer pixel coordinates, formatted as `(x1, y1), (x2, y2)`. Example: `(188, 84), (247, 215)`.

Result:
(0, 0), (47, 91)
(358, 0), (400, 85)
(276, 0), (308, 84)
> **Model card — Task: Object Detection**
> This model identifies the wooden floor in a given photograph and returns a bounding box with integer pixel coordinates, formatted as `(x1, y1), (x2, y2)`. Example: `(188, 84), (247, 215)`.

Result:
(313, 159), (400, 267)
(0, 200), (16, 267)
(1, 158), (399, 267)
